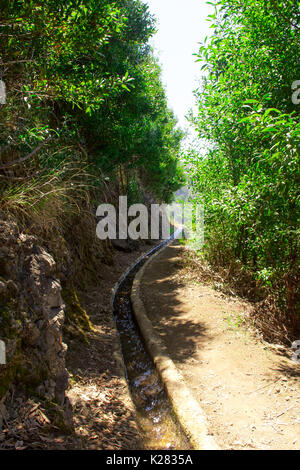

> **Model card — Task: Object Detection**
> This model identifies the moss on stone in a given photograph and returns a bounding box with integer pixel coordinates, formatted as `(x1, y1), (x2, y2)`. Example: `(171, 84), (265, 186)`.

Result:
(43, 399), (74, 434)
(0, 365), (16, 400)
(62, 286), (94, 343)
(0, 307), (13, 339)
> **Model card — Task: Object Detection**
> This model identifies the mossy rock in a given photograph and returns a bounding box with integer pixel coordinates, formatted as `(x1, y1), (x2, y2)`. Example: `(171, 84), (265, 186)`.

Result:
(62, 287), (94, 343)
(44, 399), (74, 434)
(0, 364), (16, 400)
(0, 305), (18, 339)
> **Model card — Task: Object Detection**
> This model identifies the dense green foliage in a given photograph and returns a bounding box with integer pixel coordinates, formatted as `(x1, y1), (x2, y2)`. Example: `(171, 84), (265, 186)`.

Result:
(1, 0), (299, 333)
(0, 0), (184, 215)
(185, 0), (299, 320)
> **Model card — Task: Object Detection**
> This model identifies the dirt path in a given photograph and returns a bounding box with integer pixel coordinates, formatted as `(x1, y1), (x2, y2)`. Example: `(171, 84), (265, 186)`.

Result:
(141, 243), (300, 450)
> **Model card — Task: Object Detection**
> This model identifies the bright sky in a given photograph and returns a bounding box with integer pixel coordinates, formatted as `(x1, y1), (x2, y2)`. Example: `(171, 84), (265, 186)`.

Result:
(143, 0), (214, 134)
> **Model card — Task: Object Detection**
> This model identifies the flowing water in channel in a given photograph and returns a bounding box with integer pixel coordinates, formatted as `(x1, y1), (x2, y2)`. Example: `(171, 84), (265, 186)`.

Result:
(112, 240), (190, 450)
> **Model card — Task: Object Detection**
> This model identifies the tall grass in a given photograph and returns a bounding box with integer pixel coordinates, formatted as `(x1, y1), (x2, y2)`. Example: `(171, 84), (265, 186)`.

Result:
(0, 154), (101, 230)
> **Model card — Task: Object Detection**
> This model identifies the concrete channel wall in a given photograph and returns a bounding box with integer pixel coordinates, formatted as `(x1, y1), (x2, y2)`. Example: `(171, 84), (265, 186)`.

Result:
(131, 242), (220, 450)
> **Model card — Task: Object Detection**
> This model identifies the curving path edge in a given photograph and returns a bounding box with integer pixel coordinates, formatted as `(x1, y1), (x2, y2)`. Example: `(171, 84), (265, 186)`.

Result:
(131, 241), (220, 450)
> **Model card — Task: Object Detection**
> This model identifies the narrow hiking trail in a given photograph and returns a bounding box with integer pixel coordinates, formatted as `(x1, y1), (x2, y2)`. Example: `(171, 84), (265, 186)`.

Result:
(140, 243), (300, 450)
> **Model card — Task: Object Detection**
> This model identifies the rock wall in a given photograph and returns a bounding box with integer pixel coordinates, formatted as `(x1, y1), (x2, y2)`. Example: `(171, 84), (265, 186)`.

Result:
(0, 219), (69, 428)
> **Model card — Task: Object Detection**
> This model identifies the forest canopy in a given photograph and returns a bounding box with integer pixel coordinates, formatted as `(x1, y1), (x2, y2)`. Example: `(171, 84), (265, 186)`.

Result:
(0, 0), (184, 210)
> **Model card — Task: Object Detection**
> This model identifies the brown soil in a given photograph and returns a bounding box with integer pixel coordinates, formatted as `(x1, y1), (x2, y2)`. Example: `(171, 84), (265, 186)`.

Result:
(141, 243), (300, 450)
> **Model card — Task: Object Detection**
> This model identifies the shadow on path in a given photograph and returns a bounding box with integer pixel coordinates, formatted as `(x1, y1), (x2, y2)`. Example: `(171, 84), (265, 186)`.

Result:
(142, 243), (211, 364)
